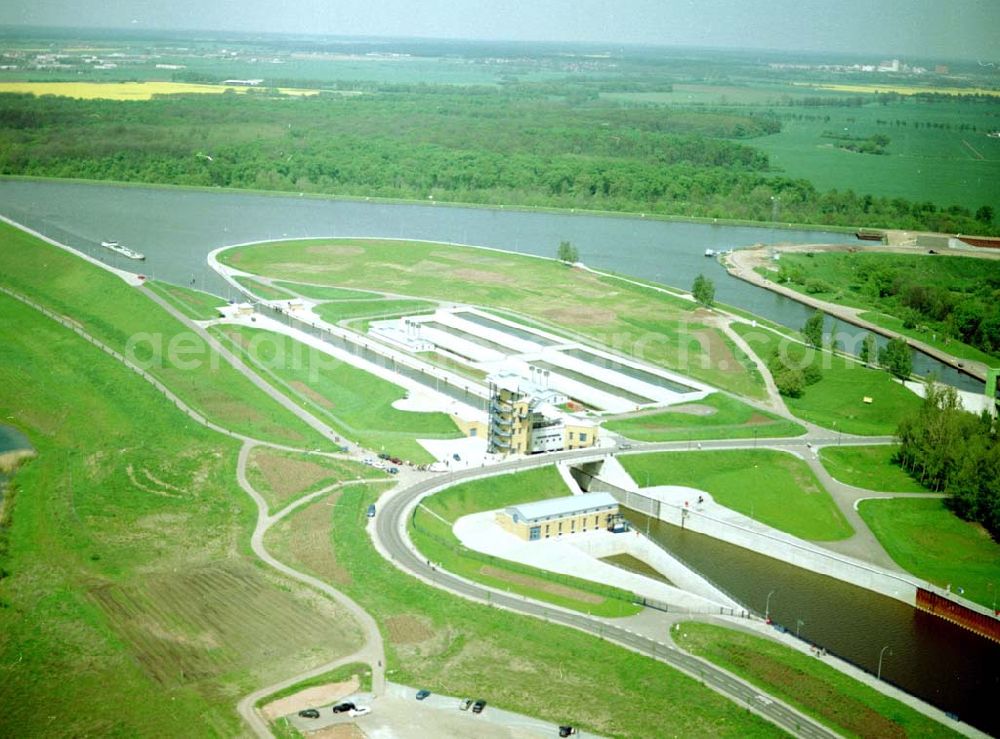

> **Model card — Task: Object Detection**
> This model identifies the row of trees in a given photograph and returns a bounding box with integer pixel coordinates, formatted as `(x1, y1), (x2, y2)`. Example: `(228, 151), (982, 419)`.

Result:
(896, 383), (1000, 536)
(0, 91), (994, 235)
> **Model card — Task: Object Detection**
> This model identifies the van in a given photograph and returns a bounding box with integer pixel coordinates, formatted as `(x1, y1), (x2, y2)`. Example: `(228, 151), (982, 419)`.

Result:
(367, 504), (376, 518)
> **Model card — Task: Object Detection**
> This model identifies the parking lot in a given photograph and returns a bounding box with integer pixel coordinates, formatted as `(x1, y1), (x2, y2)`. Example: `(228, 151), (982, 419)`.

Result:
(285, 682), (580, 737)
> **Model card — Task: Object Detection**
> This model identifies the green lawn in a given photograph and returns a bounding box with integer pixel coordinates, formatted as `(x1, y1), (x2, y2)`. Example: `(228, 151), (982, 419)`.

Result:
(319, 483), (784, 738)
(0, 222), (331, 448)
(620, 450), (854, 541)
(818, 445), (930, 493)
(219, 238), (766, 399)
(273, 281), (378, 300)
(314, 298), (438, 323)
(246, 446), (386, 512)
(676, 622), (958, 738)
(733, 322), (923, 435)
(858, 497), (1000, 611)
(0, 291), (360, 737)
(235, 275), (295, 300)
(604, 393), (805, 442)
(212, 324), (462, 463)
(145, 280), (227, 320)
(410, 466), (640, 617)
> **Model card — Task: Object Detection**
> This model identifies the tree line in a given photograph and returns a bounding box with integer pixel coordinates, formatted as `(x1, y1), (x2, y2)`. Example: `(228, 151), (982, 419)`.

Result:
(0, 90), (994, 235)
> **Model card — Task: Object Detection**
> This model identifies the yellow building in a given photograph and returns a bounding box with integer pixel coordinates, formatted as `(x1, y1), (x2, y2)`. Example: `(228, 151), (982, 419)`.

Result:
(497, 492), (619, 541)
(487, 372), (598, 456)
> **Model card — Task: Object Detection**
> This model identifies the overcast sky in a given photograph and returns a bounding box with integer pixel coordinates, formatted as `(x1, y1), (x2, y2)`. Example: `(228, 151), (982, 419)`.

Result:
(2, 0), (998, 60)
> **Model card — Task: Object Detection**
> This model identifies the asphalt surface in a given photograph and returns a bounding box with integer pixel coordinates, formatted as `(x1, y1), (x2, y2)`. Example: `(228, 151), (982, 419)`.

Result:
(371, 435), (885, 739)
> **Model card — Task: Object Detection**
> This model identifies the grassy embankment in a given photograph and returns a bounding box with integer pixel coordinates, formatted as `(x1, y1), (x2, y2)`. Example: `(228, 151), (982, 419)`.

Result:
(620, 450), (854, 541)
(313, 298), (439, 323)
(246, 446), (387, 512)
(818, 445), (930, 493)
(732, 322), (923, 435)
(676, 622), (959, 738)
(605, 393), (805, 442)
(0, 291), (362, 737)
(235, 275), (295, 301)
(219, 238), (767, 399)
(211, 324), (463, 463)
(273, 281), (377, 300)
(0, 222), (332, 448)
(268, 482), (785, 737)
(858, 497), (1000, 611)
(409, 466), (641, 617)
(763, 251), (1000, 365)
(144, 280), (228, 320)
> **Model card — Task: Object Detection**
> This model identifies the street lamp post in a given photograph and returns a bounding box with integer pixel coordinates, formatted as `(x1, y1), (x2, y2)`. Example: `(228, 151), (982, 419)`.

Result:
(878, 645), (892, 680)
(765, 589), (775, 622)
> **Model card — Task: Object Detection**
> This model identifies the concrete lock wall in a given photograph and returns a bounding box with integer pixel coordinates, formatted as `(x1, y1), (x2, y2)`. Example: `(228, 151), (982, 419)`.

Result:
(613, 488), (919, 606)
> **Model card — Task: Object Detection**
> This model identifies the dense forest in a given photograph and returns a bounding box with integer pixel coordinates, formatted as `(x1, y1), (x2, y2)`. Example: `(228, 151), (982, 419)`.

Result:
(897, 384), (1000, 536)
(0, 88), (993, 234)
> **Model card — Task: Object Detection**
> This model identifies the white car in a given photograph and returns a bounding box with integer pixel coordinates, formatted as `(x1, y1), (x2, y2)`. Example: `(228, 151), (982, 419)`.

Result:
(349, 706), (371, 717)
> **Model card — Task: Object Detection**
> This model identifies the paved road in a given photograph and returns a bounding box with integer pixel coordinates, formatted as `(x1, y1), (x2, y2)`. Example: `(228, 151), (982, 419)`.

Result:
(373, 442), (846, 739)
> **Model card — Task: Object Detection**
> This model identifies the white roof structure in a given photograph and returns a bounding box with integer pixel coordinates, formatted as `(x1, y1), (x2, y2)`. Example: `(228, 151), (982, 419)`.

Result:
(506, 492), (617, 524)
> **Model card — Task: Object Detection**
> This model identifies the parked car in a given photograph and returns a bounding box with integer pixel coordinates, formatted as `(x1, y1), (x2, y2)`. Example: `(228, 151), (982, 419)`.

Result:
(298, 709), (320, 719)
(415, 689), (431, 701)
(559, 726), (577, 737)
(332, 702), (356, 714)
(378, 452), (391, 460)
(387, 466), (399, 475)
(452, 452), (461, 461)
(472, 699), (487, 714)
(390, 456), (403, 465)
(459, 698), (473, 711)
(367, 504), (376, 518)
(349, 706), (371, 717)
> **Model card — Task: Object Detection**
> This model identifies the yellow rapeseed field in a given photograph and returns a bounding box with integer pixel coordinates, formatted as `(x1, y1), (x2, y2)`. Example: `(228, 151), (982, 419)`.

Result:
(0, 81), (322, 100)
(800, 82), (1000, 97)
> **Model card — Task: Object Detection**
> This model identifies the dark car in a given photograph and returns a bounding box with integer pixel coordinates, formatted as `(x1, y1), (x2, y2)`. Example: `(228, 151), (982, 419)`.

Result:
(472, 699), (486, 714)
(332, 701), (356, 714)
(387, 466), (399, 475)
(378, 452), (390, 460)
(415, 689), (431, 701)
(367, 503), (376, 518)
(452, 452), (461, 461)
(298, 709), (320, 719)
(390, 456), (403, 465)
(559, 727), (577, 737)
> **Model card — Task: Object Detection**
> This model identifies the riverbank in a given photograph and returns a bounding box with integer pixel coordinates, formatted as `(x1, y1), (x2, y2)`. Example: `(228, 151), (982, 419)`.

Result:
(724, 244), (992, 384)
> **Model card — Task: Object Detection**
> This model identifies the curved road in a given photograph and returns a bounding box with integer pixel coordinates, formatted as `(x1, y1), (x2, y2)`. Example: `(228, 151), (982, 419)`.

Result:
(372, 436), (887, 739)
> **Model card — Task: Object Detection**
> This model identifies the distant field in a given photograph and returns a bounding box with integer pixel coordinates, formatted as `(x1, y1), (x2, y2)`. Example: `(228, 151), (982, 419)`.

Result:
(804, 83), (1000, 97)
(0, 80), (322, 99)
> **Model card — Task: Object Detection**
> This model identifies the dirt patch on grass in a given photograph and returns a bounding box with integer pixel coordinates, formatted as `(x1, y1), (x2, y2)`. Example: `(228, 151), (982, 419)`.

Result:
(262, 676), (359, 720)
(690, 328), (741, 373)
(305, 725), (365, 739)
(539, 305), (618, 327)
(277, 494), (352, 585)
(449, 268), (517, 286)
(304, 244), (365, 258)
(747, 413), (774, 425)
(664, 403), (717, 417)
(385, 614), (436, 645)
(479, 565), (604, 604)
(87, 562), (357, 688)
(249, 448), (347, 504)
(290, 380), (335, 409)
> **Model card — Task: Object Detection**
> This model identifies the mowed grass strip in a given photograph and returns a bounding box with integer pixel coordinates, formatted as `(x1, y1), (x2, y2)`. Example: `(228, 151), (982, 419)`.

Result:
(273, 281), (377, 300)
(733, 322), (922, 436)
(0, 222), (331, 448)
(235, 275), (295, 300)
(328, 483), (782, 738)
(0, 292), (360, 737)
(605, 393), (805, 442)
(620, 449), (854, 541)
(212, 324), (462, 463)
(410, 466), (640, 617)
(246, 446), (387, 512)
(314, 298), (438, 323)
(819, 445), (930, 493)
(219, 238), (765, 398)
(858, 497), (1000, 611)
(675, 622), (959, 738)
(145, 280), (228, 321)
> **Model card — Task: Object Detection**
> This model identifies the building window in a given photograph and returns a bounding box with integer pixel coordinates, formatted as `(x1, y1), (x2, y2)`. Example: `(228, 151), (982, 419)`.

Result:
(529, 526), (540, 541)
(569, 431), (575, 440)
(579, 432), (587, 442)
(594, 515), (599, 526)
(469, 428), (477, 437)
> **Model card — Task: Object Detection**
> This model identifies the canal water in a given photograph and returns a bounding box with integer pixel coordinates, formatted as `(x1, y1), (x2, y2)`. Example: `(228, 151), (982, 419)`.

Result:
(625, 511), (1000, 735)
(0, 179), (981, 391)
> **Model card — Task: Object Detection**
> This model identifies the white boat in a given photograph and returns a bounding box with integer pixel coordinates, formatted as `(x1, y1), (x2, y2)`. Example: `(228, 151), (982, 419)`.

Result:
(101, 240), (145, 261)
(704, 248), (715, 257)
